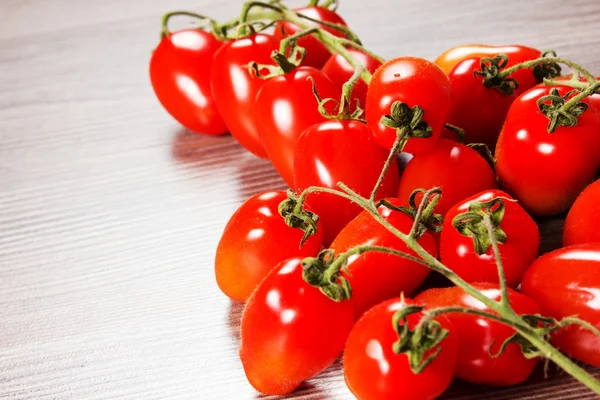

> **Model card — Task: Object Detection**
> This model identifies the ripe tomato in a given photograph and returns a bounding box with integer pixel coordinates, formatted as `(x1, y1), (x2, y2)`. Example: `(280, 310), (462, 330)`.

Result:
(344, 298), (458, 400)
(294, 121), (399, 245)
(521, 243), (600, 367)
(256, 67), (340, 187)
(416, 284), (540, 386)
(495, 85), (600, 216)
(365, 57), (452, 154)
(564, 179), (600, 246)
(215, 191), (322, 302)
(150, 29), (226, 135)
(210, 33), (280, 158)
(330, 198), (437, 318)
(398, 139), (497, 215)
(440, 190), (539, 287)
(240, 257), (354, 395)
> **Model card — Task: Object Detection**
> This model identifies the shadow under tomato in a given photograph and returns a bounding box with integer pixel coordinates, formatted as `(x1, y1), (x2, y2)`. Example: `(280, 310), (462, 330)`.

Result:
(170, 127), (236, 169)
(233, 152), (287, 200)
(226, 300), (244, 345)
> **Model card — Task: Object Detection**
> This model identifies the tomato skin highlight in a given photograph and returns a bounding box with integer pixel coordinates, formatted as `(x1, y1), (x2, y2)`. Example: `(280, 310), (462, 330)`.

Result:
(564, 179), (600, 246)
(214, 191), (322, 302)
(522, 243), (600, 368)
(240, 258), (354, 395)
(150, 29), (227, 135)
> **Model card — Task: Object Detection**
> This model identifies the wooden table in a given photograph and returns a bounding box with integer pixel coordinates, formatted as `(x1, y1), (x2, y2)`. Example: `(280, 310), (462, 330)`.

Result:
(2, 0), (600, 398)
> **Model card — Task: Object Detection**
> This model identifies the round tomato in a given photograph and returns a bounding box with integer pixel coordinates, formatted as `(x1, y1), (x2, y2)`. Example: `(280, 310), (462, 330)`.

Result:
(564, 179), (600, 246)
(416, 284), (540, 386)
(521, 243), (600, 367)
(150, 29), (226, 135)
(215, 191), (323, 302)
(240, 257), (354, 395)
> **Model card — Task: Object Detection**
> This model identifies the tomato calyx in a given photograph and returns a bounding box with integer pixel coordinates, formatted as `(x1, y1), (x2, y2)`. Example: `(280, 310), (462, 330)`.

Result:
(532, 50), (562, 83)
(537, 87), (591, 133)
(380, 101), (433, 151)
(279, 189), (320, 246)
(452, 198), (508, 255)
(309, 69), (365, 121)
(302, 249), (352, 302)
(473, 54), (520, 95)
(378, 188), (443, 239)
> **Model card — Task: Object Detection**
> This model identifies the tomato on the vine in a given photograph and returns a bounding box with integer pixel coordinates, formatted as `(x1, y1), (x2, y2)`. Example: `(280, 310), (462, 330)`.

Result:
(564, 179), (600, 246)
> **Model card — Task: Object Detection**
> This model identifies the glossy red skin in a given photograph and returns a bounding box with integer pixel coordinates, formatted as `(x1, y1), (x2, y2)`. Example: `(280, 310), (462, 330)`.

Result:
(366, 57), (452, 154)
(274, 6), (348, 69)
(256, 67), (340, 187)
(240, 258), (355, 395)
(331, 198), (437, 318)
(441, 190), (539, 287)
(522, 244), (600, 367)
(214, 191), (323, 302)
(495, 85), (600, 216)
(294, 121), (399, 245)
(210, 33), (280, 158)
(150, 29), (226, 135)
(564, 179), (600, 246)
(416, 284), (540, 386)
(344, 298), (458, 400)
(398, 139), (498, 215)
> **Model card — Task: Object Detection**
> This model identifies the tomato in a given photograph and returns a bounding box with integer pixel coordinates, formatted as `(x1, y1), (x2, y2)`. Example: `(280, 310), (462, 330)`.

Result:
(495, 85), (600, 216)
(416, 284), (540, 386)
(294, 121), (399, 245)
(522, 243), (600, 367)
(215, 191), (323, 302)
(274, 6), (348, 69)
(150, 29), (226, 135)
(440, 190), (539, 287)
(366, 57), (452, 154)
(344, 298), (458, 400)
(211, 33), (280, 158)
(256, 67), (340, 187)
(398, 139), (498, 215)
(240, 257), (354, 395)
(330, 198), (437, 318)
(564, 179), (600, 246)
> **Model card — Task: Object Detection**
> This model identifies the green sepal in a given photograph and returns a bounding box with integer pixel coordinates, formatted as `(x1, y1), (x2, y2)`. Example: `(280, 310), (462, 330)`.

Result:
(278, 189), (320, 247)
(452, 198), (507, 255)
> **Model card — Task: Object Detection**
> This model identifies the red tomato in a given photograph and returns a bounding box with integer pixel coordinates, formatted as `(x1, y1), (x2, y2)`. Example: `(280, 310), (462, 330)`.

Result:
(210, 33), (280, 158)
(440, 190), (539, 287)
(240, 258), (354, 395)
(274, 6), (348, 69)
(564, 179), (600, 246)
(294, 121), (399, 245)
(398, 139), (498, 215)
(366, 57), (452, 154)
(495, 85), (600, 216)
(215, 191), (323, 302)
(150, 29), (226, 135)
(256, 67), (340, 187)
(344, 298), (458, 400)
(522, 243), (600, 367)
(416, 284), (540, 386)
(331, 198), (437, 318)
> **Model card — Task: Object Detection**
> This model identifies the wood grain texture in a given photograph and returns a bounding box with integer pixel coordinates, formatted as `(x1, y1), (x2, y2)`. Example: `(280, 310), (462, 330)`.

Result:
(1, 0), (599, 398)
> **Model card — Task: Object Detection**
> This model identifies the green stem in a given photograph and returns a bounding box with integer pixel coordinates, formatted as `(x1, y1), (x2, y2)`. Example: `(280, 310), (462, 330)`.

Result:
(369, 127), (407, 203)
(337, 37), (385, 64)
(561, 81), (600, 112)
(498, 56), (597, 84)
(482, 213), (510, 308)
(160, 11), (216, 38)
(408, 188), (441, 239)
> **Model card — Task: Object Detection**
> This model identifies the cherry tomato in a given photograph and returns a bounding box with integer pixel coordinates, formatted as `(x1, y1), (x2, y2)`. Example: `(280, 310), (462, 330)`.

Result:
(522, 243), (600, 367)
(344, 297), (458, 400)
(366, 57), (452, 154)
(294, 121), (399, 245)
(398, 139), (498, 215)
(211, 33), (280, 158)
(416, 284), (540, 386)
(495, 85), (600, 216)
(215, 191), (323, 302)
(564, 179), (600, 246)
(150, 29), (226, 135)
(240, 257), (354, 395)
(256, 67), (340, 187)
(440, 190), (539, 287)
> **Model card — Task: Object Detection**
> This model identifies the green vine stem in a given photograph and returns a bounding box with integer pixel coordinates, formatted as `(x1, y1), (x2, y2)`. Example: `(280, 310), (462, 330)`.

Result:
(497, 56), (597, 85)
(561, 81), (600, 113)
(483, 210), (510, 307)
(160, 11), (218, 38)
(370, 127), (407, 203)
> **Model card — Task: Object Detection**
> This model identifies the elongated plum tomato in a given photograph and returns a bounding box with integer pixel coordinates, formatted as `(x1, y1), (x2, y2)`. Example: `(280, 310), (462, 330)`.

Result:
(294, 121), (399, 245)
(214, 191), (322, 302)
(398, 139), (497, 215)
(365, 57), (452, 154)
(564, 179), (600, 246)
(522, 243), (600, 367)
(240, 258), (354, 395)
(495, 85), (600, 216)
(441, 190), (539, 287)
(150, 29), (226, 135)
(210, 33), (280, 158)
(344, 298), (458, 400)
(416, 284), (540, 386)
(331, 198), (437, 318)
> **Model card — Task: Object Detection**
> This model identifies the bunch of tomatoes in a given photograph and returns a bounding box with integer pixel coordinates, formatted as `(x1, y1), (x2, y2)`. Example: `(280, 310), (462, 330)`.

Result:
(149, 1), (600, 399)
